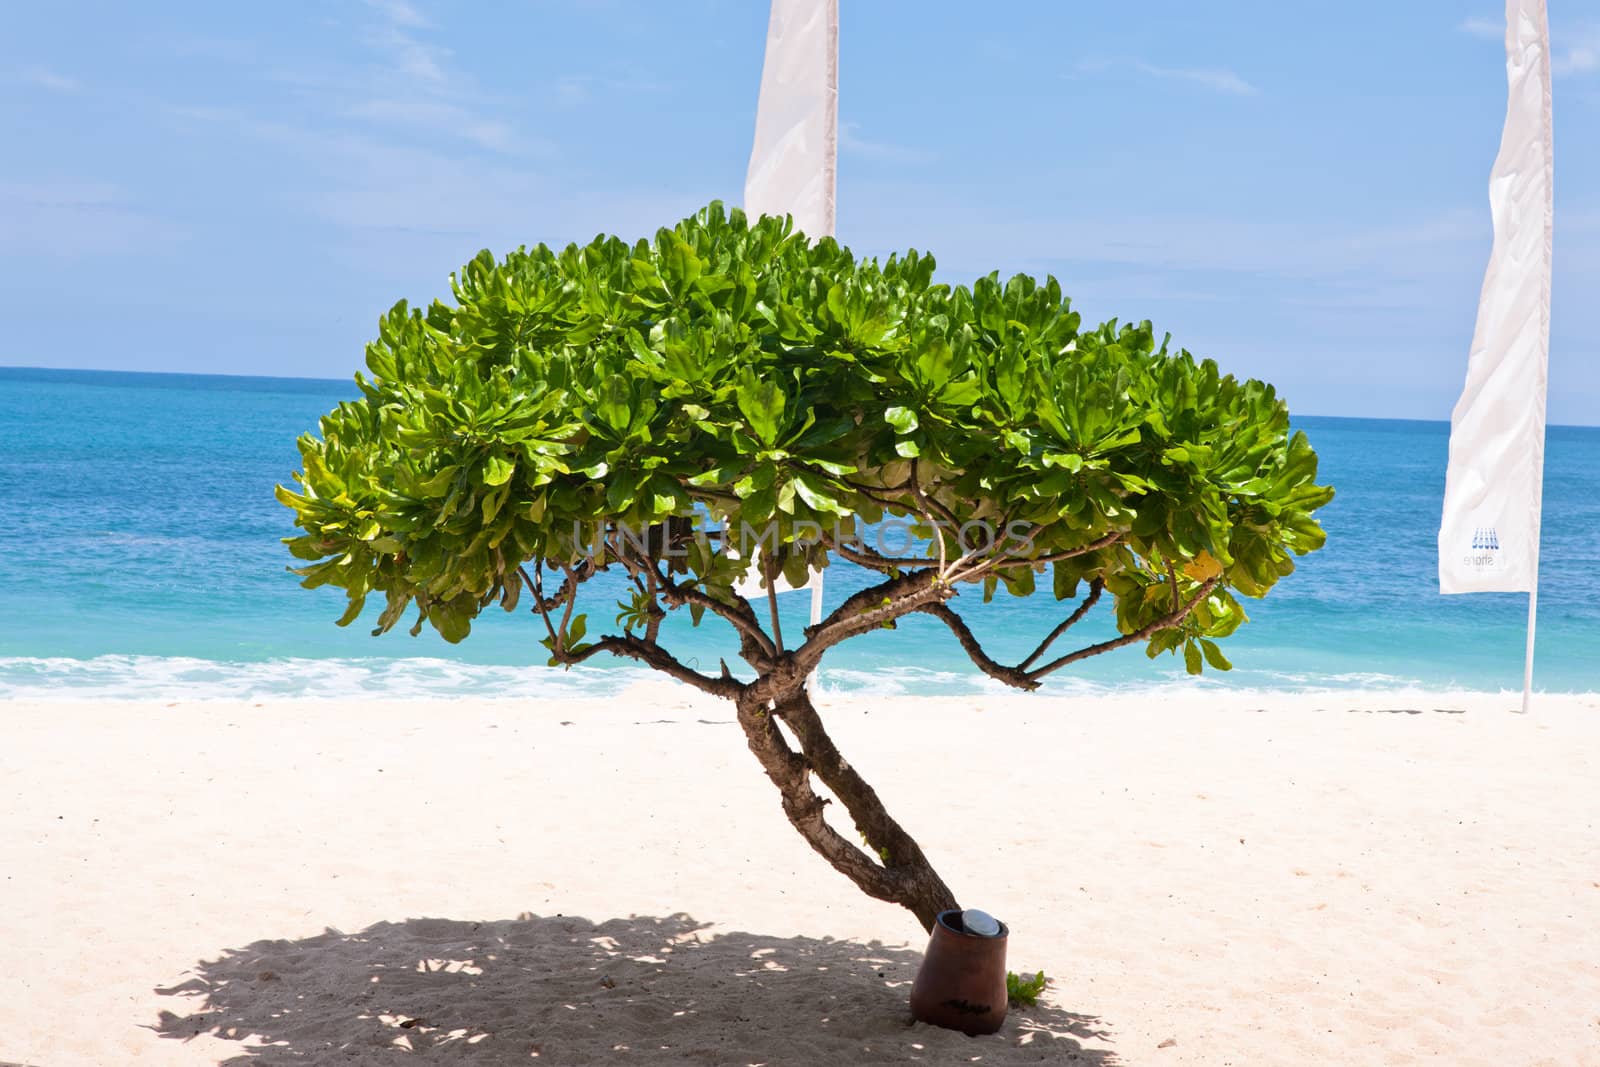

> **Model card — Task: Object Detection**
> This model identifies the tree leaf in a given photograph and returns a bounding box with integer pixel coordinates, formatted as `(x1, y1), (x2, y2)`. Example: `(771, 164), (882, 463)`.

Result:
(1199, 638), (1233, 671)
(595, 374), (633, 434)
(737, 370), (786, 446)
(884, 406), (919, 434)
(482, 454), (515, 486)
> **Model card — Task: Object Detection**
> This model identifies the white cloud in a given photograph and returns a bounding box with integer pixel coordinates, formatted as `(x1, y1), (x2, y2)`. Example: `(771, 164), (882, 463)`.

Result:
(365, 0), (431, 29)
(841, 181), (1491, 291)
(0, 180), (183, 258)
(1073, 58), (1258, 96)
(1553, 26), (1599, 76)
(839, 122), (936, 164)
(1, 180), (123, 209)
(556, 76), (589, 106)
(1458, 17), (1503, 41)
(146, 33), (258, 63)
(168, 104), (243, 123)
(365, 25), (449, 84)
(359, 0), (451, 84)
(341, 97), (522, 153)
(248, 5), (539, 156)
(553, 73), (668, 108)
(16, 66), (80, 92)
(1133, 62), (1258, 96)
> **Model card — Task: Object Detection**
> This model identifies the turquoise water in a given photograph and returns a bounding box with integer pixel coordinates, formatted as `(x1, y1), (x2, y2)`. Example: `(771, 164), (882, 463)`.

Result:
(1, 366), (1596, 699)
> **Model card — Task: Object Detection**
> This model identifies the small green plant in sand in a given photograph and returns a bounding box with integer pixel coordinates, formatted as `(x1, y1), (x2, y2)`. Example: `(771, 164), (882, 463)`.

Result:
(1007, 969), (1049, 1008)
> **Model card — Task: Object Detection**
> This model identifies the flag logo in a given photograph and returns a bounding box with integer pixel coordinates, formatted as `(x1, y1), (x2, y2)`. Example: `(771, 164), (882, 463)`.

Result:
(1465, 526), (1501, 569)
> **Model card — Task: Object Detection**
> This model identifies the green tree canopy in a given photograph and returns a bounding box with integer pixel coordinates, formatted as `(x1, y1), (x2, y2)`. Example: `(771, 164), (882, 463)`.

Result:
(280, 202), (1329, 672)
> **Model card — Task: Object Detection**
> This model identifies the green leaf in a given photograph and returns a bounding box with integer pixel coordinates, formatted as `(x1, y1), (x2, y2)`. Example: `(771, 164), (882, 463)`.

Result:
(781, 550), (812, 590)
(284, 535), (329, 561)
(914, 338), (952, 389)
(430, 603), (471, 644)
(416, 465), (460, 496)
(884, 406), (919, 433)
(482, 454), (515, 486)
(482, 484), (507, 523)
(940, 375), (982, 406)
(335, 594), (366, 627)
(663, 233), (703, 293)
(1199, 638), (1233, 671)
(1052, 560), (1079, 601)
(737, 370), (786, 446)
(595, 374), (633, 434)
(606, 473), (641, 514)
(1183, 639), (1203, 675)
(793, 473), (844, 515)
(274, 483), (309, 509)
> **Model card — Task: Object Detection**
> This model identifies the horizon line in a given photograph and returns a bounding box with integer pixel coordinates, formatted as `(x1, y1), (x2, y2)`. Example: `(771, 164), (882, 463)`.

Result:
(4, 362), (1596, 431)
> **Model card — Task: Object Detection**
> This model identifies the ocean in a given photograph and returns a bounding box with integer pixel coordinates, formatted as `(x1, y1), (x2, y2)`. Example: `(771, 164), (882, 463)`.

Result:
(2, 365), (1596, 700)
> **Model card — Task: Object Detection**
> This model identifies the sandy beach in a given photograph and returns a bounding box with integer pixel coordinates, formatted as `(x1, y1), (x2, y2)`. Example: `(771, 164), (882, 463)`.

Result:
(3, 685), (1598, 1065)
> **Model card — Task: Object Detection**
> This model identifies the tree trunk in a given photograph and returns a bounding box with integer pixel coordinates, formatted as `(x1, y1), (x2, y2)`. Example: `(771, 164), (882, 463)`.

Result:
(733, 683), (959, 932)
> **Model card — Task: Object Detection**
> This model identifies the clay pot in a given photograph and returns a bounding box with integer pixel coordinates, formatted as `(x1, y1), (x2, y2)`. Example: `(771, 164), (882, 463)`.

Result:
(908, 909), (1010, 1036)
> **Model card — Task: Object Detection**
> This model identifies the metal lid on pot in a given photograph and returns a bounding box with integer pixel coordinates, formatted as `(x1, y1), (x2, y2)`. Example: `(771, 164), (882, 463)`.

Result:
(962, 908), (1001, 937)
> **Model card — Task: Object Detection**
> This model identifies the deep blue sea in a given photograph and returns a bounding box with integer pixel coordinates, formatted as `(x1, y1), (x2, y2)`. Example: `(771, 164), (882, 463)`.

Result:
(1, 366), (1596, 700)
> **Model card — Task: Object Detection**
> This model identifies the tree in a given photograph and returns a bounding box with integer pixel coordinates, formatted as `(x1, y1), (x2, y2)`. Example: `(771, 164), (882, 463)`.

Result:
(277, 203), (1333, 932)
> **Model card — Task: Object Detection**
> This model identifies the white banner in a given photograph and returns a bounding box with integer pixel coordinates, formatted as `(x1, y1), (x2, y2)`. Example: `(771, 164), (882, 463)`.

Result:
(743, 0), (838, 240)
(737, 0), (837, 624)
(1439, 0), (1553, 595)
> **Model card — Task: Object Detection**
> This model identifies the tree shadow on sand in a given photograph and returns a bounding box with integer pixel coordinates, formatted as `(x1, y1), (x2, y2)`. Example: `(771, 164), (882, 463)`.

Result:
(153, 911), (1117, 1064)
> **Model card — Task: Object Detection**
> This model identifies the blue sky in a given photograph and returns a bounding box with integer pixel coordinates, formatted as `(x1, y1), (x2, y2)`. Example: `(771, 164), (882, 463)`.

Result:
(3, 1), (1597, 423)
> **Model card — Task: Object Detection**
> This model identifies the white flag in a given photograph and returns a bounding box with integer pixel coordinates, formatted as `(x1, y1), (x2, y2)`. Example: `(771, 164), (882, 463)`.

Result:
(743, 0), (838, 240)
(1439, 0), (1553, 595)
(737, 0), (837, 625)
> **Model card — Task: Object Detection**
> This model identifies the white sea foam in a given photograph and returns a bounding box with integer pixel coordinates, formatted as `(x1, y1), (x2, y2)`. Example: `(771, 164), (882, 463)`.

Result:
(812, 666), (1107, 698)
(812, 664), (1434, 699)
(0, 655), (1511, 703)
(0, 655), (654, 702)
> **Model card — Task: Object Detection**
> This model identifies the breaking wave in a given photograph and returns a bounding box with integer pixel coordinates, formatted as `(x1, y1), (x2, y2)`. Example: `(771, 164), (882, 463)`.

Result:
(0, 655), (1454, 703)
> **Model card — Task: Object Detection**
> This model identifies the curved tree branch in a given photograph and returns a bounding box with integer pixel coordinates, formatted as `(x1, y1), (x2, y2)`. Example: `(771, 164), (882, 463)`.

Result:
(643, 565), (664, 644)
(979, 531), (1120, 572)
(649, 563), (778, 662)
(519, 564), (577, 615)
(1027, 575), (1222, 680)
(914, 576), (1107, 688)
(1019, 578), (1104, 670)
(916, 573), (1218, 689)
(830, 537), (934, 571)
(555, 561), (580, 654)
(560, 633), (744, 700)
(916, 602), (1039, 691)
(779, 569), (950, 688)
(762, 554), (785, 652)
(524, 564), (563, 649)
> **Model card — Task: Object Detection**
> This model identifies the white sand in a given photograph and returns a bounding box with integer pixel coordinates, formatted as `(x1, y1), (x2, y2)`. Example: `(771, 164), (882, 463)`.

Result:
(2, 686), (1598, 1066)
